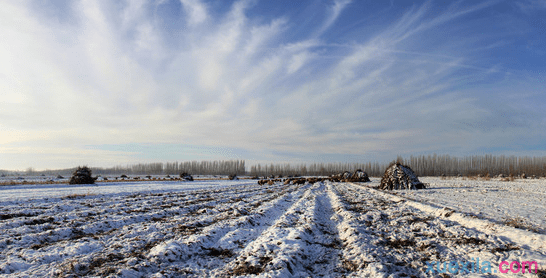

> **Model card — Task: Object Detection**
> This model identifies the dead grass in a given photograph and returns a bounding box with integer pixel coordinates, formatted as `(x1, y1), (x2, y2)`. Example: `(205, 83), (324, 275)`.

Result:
(500, 175), (516, 182)
(450, 237), (485, 245)
(0, 180), (64, 186)
(231, 256), (272, 275)
(341, 259), (360, 271)
(24, 216), (55, 226)
(0, 212), (36, 220)
(490, 244), (520, 253)
(503, 217), (540, 233)
(416, 242), (433, 252)
(465, 174), (492, 181)
(407, 216), (433, 224)
(382, 238), (416, 249)
(172, 224), (202, 235)
(62, 193), (96, 199)
(204, 247), (233, 258)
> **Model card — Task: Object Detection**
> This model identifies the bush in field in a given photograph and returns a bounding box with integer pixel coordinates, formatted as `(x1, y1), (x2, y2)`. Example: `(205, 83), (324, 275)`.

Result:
(379, 162), (425, 190)
(69, 166), (95, 185)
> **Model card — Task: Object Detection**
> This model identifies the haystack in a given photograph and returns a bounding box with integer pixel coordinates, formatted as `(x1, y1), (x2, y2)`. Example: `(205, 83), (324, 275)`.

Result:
(379, 162), (425, 190)
(180, 172), (194, 181)
(69, 166), (95, 185)
(329, 169), (371, 182)
(348, 169), (371, 182)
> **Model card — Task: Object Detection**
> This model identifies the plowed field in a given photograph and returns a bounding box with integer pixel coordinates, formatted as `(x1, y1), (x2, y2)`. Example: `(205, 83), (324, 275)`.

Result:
(1, 179), (545, 277)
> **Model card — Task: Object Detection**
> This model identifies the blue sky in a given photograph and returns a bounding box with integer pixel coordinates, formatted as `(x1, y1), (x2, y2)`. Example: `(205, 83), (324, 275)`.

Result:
(0, 0), (545, 170)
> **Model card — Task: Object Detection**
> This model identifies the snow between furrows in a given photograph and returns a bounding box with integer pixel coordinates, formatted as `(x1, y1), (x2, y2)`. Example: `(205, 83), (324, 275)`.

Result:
(329, 182), (546, 278)
(144, 183), (310, 277)
(0, 182), (294, 276)
(217, 182), (342, 277)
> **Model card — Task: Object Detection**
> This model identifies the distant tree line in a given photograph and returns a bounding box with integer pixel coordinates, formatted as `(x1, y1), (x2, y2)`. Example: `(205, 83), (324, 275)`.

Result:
(396, 154), (546, 177)
(93, 160), (246, 176)
(2, 155), (546, 177)
(249, 154), (546, 177)
(249, 162), (384, 177)
(0, 160), (246, 177)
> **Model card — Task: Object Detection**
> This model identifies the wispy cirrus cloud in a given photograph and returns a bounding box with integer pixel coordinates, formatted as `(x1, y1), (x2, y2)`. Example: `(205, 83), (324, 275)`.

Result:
(0, 0), (544, 169)
(516, 0), (546, 12)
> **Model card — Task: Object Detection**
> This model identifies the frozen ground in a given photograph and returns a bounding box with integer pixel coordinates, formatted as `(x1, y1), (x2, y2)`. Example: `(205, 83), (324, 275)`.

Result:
(0, 175), (236, 185)
(1, 179), (545, 277)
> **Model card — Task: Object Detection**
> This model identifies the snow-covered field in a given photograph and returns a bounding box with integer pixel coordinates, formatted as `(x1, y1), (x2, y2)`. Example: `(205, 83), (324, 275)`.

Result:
(1, 178), (545, 277)
(397, 177), (546, 235)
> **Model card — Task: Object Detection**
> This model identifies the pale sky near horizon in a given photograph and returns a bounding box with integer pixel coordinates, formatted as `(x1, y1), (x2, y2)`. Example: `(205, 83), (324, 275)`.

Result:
(1, 0), (545, 170)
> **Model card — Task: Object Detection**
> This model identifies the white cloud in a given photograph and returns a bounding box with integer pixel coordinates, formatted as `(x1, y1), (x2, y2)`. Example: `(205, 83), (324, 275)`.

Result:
(180, 0), (208, 26)
(287, 51), (313, 74)
(0, 0), (543, 169)
(315, 0), (352, 36)
(516, 0), (546, 12)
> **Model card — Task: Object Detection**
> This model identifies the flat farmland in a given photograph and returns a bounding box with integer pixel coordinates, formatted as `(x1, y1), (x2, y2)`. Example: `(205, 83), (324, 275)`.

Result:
(1, 178), (545, 277)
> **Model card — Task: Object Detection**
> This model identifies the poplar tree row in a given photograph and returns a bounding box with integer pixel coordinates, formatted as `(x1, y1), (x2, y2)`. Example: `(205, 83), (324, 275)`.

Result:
(248, 162), (384, 177)
(93, 160), (246, 176)
(249, 154), (546, 177)
(4, 155), (546, 177)
(397, 154), (546, 177)
(13, 160), (247, 176)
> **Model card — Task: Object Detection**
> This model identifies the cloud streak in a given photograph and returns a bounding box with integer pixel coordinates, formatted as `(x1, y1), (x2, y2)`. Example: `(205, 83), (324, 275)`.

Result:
(0, 0), (544, 169)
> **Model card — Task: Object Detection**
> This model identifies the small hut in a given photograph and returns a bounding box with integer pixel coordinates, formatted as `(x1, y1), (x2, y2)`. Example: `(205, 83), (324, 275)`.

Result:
(379, 162), (425, 190)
